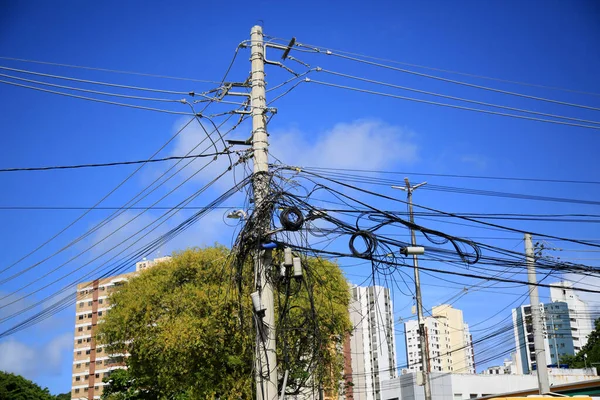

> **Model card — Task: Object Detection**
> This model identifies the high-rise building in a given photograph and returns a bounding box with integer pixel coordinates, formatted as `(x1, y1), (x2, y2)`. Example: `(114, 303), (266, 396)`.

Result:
(404, 304), (475, 375)
(70, 256), (170, 400)
(512, 280), (593, 375)
(347, 285), (397, 400)
(549, 281), (594, 351)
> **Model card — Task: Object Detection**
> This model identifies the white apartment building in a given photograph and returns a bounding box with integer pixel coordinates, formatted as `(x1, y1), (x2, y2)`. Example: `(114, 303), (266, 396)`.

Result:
(549, 281), (594, 349)
(380, 369), (598, 400)
(404, 304), (475, 375)
(347, 285), (397, 400)
(70, 256), (170, 400)
(512, 280), (594, 374)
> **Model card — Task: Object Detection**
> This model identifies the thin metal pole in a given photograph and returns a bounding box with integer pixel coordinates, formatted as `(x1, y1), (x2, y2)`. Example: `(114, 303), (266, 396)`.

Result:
(251, 25), (278, 400)
(525, 233), (550, 394)
(393, 179), (431, 400)
(550, 313), (559, 365)
(280, 370), (289, 400)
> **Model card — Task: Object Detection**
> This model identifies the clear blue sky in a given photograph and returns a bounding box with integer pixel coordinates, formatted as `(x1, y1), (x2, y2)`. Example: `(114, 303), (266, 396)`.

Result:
(0, 0), (599, 394)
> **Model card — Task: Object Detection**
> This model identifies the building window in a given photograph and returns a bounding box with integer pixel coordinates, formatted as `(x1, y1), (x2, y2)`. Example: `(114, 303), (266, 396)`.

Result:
(77, 339), (82, 344)
(76, 351), (81, 356)
(98, 311), (103, 317)
(78, 327), (83, 332)
(75, 376), (80, 381)
(76, 363), (81, 368)
(86, 350), (91, 355)
(88, 301), (93, 306)
(75, 389), (80, 394)
(78, 315), (84, 320)
(96, 373), (100, 378)
(99, 299), (103, 304)
(79, 302), (84, 308)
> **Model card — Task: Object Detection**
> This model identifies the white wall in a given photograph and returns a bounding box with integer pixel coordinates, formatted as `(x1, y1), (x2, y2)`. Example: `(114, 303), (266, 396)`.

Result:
(379, 370), (599, 400)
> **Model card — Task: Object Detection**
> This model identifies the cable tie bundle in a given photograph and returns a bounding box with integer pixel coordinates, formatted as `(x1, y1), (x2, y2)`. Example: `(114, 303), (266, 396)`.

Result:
(349, 230), (377, 258)
(279, 207), (304, 231)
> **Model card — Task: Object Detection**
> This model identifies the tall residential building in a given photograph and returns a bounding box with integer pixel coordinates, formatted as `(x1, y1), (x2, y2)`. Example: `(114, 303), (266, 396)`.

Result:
(404, 304), (475, 375)
(549, 281), (594, 350)
(71, 256), (170, 400)
(512, 280), (593, 375)
(347, 285), (397, 400)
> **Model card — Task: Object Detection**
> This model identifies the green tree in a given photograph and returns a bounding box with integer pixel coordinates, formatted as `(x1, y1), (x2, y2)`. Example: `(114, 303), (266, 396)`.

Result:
(560, 317), (600, 370)
(0, 371), (54, 400)
(98, 246), (351, 400)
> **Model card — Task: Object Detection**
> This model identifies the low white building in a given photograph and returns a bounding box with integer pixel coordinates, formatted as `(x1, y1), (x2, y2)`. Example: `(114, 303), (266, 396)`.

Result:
(380, 369), (598, 400)
(482, 356), (518, 375)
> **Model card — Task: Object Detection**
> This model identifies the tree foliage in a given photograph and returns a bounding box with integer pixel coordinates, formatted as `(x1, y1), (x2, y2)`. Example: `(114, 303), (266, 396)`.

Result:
(560, 318), (600, 370)
(0, 371), (67, 400)
(98, 246), (351, 399)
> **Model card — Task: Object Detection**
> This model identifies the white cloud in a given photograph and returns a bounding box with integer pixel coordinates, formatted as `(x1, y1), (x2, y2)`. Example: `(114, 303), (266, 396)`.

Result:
(0, 290), (31, 321)
(270, 119), (418, 169)
(0, 331), (72, 380)
(460, 154), (488, 170)
(84, 210), (161, 259)
(166, 118), (418, 188)
(166, 117), (245, 189)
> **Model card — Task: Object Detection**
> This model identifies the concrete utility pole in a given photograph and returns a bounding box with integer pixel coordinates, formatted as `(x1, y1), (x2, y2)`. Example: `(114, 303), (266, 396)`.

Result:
(392, 178), (431, 400)
(524, 233), (550, 394)
(250, 25), (278, 400)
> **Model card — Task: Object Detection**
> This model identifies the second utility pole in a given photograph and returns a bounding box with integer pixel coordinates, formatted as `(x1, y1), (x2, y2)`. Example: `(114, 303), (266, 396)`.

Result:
(250, 25), (278, 400)
(393, 178), (431, 400)
(524, 233), (550, 394)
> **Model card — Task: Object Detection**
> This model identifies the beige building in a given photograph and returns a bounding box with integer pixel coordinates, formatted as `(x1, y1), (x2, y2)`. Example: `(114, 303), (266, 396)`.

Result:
(404, 304), (475, 375)
(70, 256), (170, 400)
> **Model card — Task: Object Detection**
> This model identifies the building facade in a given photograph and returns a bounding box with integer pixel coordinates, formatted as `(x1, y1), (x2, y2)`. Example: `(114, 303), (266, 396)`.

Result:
(482, 356), (517, 375)
(404, 305), (475, 375)
(348, 285), (397, 400)
(70, 256), (170, 400)
(549, 281), (594, 352)
(379, 369), (598, 400)
(512, 280), (593, 375)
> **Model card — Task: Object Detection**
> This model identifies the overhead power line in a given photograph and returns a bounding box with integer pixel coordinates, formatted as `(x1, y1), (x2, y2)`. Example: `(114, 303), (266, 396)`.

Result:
(0, 79), (196, 115)
(300, 166), (600, 185)
(310, 80), (600, 131)
(262, 36), (600, 97)
(0, 56), (222, 84)
(0, 65), (193, 95)
(319, 69), (600, 126)
(0, 117), (197, 277)
(0, 150), (233, 172)
(293, 168), (600, 249)
(296, 44), (600, 111)
(0, 72), (186, 103)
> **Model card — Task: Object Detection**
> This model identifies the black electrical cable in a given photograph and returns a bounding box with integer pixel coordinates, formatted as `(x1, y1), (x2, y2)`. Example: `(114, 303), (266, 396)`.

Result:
(348, 230), (378, 258)
(0, 151), (234, 172)
(279, 207), (305, 231)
